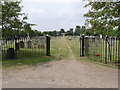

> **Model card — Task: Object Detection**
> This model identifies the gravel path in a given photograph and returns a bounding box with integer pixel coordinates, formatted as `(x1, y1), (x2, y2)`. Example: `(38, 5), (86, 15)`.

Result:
(2, 37), (118, 88)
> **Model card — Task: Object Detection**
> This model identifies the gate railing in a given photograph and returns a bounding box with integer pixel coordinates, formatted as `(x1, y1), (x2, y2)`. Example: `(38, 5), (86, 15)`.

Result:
(80, 35), (120, 65)
(1, 35), (51, 60)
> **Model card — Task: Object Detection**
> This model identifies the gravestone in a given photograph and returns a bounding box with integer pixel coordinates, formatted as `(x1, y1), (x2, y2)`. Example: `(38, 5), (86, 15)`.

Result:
(35, 39), (38, 45)
(69, 37), (71, 40)
(6, 48), (15, 59)
(2, 40), (6, 45)
(28, 41), (31, 48)
(25, 38), (27, 43)
(38, 37), (45, 49)
(38, 44), (44, 49)
(15, 42), (20, 50)
(20, 41), (24, 48)
(27, 33), (30, 41)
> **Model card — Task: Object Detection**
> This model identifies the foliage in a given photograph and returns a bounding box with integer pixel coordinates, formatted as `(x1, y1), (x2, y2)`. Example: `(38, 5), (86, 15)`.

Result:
(66, 28), (74, 35)
(84, 29), (94, 36)
(84, 2), (120, 37)
(59, 28), (65, 35)
(2, 1), (35, 38)
(74, 26), (81, 35)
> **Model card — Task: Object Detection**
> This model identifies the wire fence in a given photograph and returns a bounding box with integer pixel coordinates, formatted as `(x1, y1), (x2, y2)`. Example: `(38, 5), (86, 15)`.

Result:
(1, 36), (46, 60)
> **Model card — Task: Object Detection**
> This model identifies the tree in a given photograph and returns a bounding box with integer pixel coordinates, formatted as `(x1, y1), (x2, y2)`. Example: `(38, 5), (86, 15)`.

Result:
(74, 26), (81, 35)
(65, 28), (74, 35)
(53, 30), (57, 36)
(34, 30), (43, 36)
(2, 1), (35, 38)
(81, 26), (86, 34)
(59, 28), (65, 36)
(84, 2), (120, 36)
(84, 29), (94, 36)
(70, 28), (73, 35)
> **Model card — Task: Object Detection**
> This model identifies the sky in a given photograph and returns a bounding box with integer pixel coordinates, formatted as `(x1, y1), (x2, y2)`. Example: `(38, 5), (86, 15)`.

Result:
(21, 0), (90, 32)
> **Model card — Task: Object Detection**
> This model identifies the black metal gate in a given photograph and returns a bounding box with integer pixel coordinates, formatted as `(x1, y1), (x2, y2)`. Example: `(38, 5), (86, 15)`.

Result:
(80, 35), (120, 65)
(2, 35), (51, 60)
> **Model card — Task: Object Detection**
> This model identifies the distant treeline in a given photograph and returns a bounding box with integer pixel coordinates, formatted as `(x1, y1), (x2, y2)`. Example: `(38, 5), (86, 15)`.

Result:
(43, 26), (86, 36)
(2, 25), (86, 38)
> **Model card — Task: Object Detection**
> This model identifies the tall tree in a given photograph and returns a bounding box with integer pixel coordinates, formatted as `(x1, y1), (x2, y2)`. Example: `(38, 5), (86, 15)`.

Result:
(59, 28), (65, 35)
(70, 28), (73, 35)
(81, 26), (86, 34)
(74, 26), (81, 35)
(84, 2), (120, 36)
(2, 1), (34, 37)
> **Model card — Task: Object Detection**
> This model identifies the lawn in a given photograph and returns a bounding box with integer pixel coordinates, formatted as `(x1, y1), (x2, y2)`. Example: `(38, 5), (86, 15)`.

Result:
(66, 36), (80, 57)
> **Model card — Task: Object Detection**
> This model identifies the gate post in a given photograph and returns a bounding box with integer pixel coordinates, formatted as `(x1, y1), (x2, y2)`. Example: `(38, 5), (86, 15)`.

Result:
(105, 35), (108, 64)
(85, 36), (89, 56)
(46, 35), (50, 56)
(82, 34), (85, 56)
(118, 37), (120, 64)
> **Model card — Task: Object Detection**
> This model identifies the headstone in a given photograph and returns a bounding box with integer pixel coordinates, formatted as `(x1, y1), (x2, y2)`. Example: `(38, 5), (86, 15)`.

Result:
(69, 37), (71, 40)
(38, 44), (44, 49)
(38, 37), (45, 49)
(40, 38), (44, 44)
(15, 42), (20, 50)
(6, 48), (15, 59)
(27, 33), (30, 41)
(20, 41), (24, 48)
(25, 38), (27, 43)
(28, 41), (31, 48)
(2, 40), (6, 45)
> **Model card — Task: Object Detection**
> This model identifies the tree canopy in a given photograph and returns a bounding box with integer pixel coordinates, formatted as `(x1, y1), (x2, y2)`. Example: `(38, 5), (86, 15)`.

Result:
(84, 2), (120, 36)
(2, 1), (35, 38)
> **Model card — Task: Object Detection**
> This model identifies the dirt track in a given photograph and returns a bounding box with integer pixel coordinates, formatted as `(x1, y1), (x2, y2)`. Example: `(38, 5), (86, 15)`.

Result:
(2, 37), (118, 88)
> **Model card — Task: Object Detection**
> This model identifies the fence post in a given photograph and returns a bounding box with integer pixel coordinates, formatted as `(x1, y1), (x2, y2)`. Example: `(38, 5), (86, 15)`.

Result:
(46, 35), (50, 56)
(82, 34), (85, 56)
(118, 37), (120, 64)
(105, 35), (108, 64)
(85, 36), (89, 56)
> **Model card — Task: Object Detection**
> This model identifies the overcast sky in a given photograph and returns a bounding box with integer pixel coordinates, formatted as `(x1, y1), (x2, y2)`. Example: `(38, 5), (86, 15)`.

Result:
(21, 0), (89, 32)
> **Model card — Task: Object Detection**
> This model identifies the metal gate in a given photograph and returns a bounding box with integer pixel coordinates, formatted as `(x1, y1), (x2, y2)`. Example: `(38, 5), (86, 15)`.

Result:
(80, 35), (120, 65)
(2, 35), (51, 60)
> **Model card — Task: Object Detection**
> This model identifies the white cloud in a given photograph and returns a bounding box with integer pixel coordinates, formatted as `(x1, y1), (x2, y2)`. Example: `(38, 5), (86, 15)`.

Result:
(23, 0), (82, 3)
(29, 8), (44, 14)
(22, 1), (89, 31)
